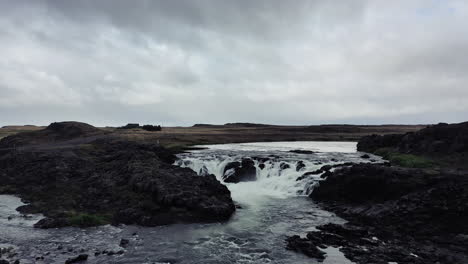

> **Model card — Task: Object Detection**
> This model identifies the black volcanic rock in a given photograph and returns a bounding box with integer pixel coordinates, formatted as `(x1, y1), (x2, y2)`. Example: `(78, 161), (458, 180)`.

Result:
(310, 164), (433, 203)
(0, 122), (235, 228)
(286, 235), (326, 260)
(297, 163), (468, 263)
(279, 162), (290, 171)
(296, 161), (306, 171)
(223, 158), (257, 183)
(358, 122), (468, 155)
(289, 122), (468, 263)
(289, 149), (315, 154)
(357, 133), (405, 153)
(65, 254), (88, 264)
(360, 154), (370, 159)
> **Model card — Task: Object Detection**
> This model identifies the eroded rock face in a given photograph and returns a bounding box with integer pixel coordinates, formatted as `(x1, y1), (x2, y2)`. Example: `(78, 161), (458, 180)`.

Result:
(223, 158), (257, 183)
(0, 123), (235, 228)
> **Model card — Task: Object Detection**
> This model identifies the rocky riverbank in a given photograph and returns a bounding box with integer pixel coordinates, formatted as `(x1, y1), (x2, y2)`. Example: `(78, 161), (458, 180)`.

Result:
(0, 122), (235, 228)
(287, 121), (468, 263)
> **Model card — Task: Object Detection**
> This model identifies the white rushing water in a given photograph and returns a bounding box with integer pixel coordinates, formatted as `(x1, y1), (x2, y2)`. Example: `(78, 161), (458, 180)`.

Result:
(176, 141), (378, 200)
(0, 141), (380, 264)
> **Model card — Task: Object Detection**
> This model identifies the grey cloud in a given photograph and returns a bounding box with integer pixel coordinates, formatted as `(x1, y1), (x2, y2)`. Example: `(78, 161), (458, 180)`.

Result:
(0, 0), (467, 126)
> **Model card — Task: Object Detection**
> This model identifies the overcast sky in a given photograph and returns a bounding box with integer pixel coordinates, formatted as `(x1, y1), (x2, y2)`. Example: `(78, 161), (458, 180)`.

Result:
(1, 0), (468, 126)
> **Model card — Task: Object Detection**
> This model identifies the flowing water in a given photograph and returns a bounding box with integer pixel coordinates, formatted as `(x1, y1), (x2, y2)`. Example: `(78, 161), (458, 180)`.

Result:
(0, 141), (381, 264)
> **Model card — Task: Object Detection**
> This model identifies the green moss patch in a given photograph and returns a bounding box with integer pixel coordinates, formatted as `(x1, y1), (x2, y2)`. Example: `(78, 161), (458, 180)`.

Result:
(374, 148), (435, 168)
(68, 213), (109, 227)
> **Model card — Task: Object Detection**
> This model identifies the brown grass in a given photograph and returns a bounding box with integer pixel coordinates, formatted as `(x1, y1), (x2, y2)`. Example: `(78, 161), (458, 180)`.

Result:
(0, 124), (426, 150)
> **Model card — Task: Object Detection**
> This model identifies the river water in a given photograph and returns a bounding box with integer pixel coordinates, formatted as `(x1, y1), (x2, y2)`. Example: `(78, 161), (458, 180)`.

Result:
(0, 141), (380, 264)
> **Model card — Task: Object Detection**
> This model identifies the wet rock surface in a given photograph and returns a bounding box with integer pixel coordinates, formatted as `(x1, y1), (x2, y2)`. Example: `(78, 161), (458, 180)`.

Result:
(289, 149), (315, 154)
(0, 122), (235, 228)
(65, 254), (88, 264)
(223, 158), (257, 183)
(288, 163), (468, 263)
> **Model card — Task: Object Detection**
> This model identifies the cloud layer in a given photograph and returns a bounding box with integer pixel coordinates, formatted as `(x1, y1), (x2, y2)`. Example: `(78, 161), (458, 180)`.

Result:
(1, 0), (468, 126)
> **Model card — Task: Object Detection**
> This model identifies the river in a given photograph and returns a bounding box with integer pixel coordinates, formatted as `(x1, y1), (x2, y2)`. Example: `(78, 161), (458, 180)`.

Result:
(0, 141), (380, 263)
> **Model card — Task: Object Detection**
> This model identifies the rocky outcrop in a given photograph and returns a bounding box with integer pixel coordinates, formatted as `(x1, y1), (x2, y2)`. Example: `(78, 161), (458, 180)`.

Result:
(358, 122), (468, 155)
(288, 122), (468, 263)
(0, 122), (235, 228)
(0, 121), (105, 148)
(289, 163), (468, 263)
(223, 158), (257, 183)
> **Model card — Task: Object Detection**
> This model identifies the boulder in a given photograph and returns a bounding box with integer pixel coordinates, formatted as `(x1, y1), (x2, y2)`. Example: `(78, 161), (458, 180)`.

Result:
(296, 161), (306, 171)
(223, 159), (257, 183)
(65, 254), (88, 264)
(279, 162), (291, 171)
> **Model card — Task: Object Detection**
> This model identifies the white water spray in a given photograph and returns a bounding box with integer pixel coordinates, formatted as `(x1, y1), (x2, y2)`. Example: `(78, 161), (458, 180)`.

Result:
(175, 141), (380, 202)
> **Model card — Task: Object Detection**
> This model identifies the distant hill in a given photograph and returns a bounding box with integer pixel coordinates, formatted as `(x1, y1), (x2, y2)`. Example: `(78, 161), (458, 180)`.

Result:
(223, 123), (275, 127)
(0, 121), (105, 147)
(192, 124), (218, 127)
(1, 125), (43, 130)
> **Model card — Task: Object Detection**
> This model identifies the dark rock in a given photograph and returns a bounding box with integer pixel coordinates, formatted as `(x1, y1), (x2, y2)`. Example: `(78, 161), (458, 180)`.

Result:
(320, 171), (332, 178)
(296, 161), (306, 171)
(223, 159), (257, 183)
(0, 122), (235, 228)
(258, 163), (265, 170)
(297, 170), (322, 181)
(223, 161), (241, 175)
(320, 165), (332, 171)
(34, 217), (70, 229)
(301, 163), (468, 263)
(285, 235), (326, 260)
(360, 154), (370, 159)
(119, 238), (129, 248)
(358, 122), (468, 156)
(357, 133), (404, 153)
(65, 254), (88, 264)
(279, 162), (290, 171)
(289, 150), (315, 154)
(0, 260), (9, 264)
(311, 164), (446, 203)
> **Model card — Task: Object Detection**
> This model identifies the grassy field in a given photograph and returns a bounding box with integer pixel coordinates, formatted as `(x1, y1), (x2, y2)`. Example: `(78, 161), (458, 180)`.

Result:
(111, 124), (427, 151)
(0, 123), (427, 151)
(0, 125), (44, 140)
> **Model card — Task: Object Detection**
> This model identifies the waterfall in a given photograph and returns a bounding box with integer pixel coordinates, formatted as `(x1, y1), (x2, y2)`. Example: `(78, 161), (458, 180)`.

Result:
(174, 141), (379, 201)
(175, 155), (325, 197)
